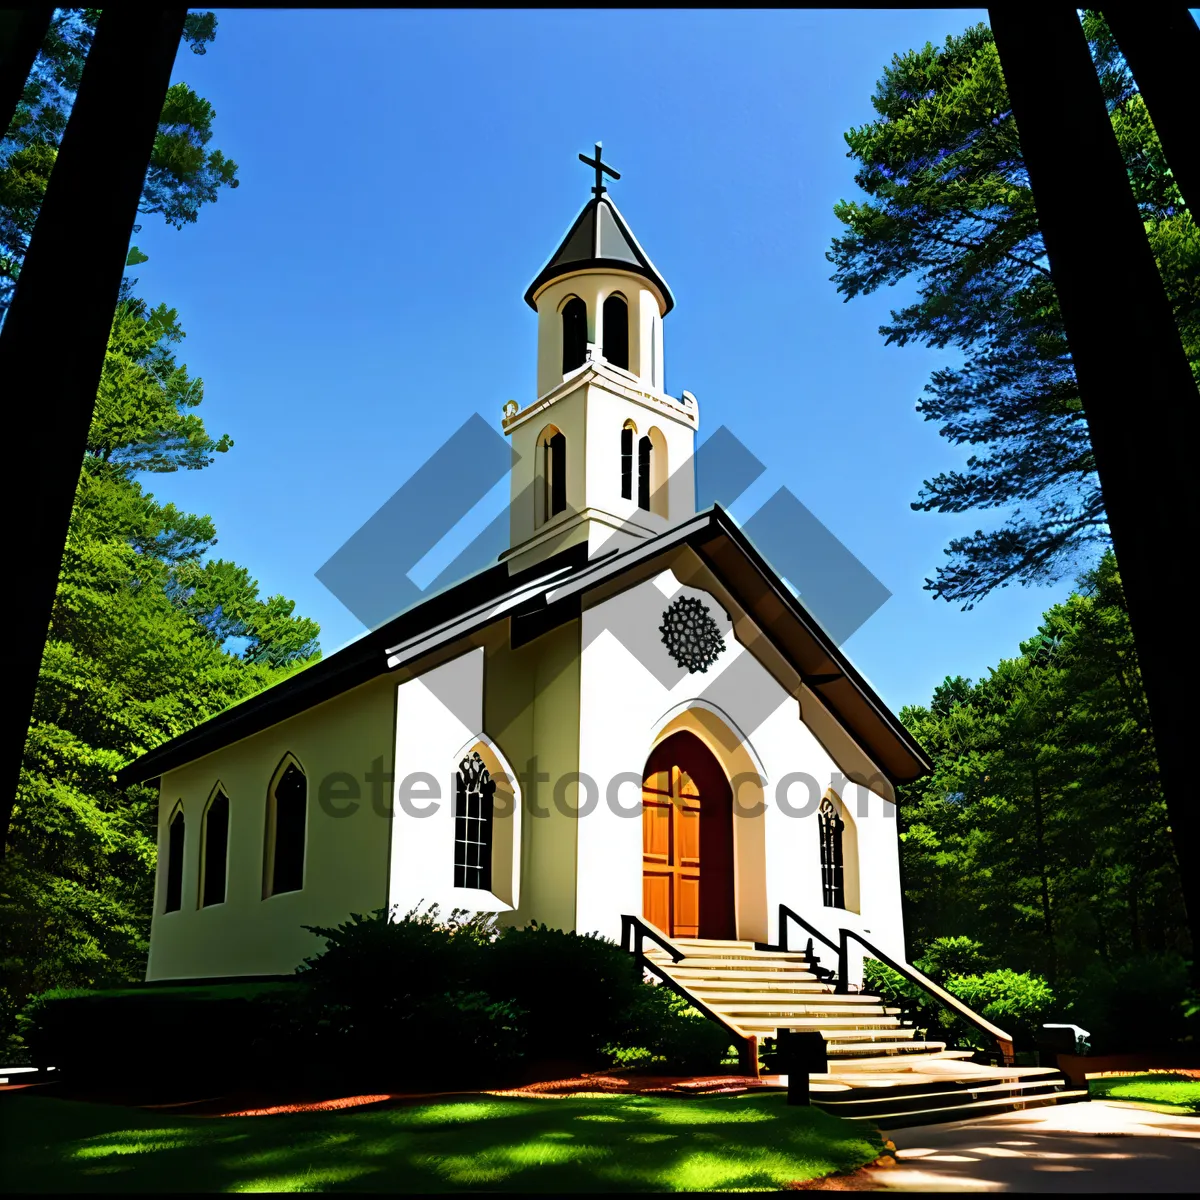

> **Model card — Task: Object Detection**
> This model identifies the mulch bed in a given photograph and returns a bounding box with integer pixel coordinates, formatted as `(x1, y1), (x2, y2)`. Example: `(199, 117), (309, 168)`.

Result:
(1, 1069), (786, 1118)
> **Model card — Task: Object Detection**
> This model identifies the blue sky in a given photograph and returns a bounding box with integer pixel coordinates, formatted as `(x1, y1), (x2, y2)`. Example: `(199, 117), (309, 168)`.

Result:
(129, 8), (1086, 712)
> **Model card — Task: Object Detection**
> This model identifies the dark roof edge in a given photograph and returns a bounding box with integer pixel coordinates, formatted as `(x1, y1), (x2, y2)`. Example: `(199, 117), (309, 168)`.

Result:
(115, 542), (592, 787)
(694, 508), (933, 779)
(116, 507), (929, 790)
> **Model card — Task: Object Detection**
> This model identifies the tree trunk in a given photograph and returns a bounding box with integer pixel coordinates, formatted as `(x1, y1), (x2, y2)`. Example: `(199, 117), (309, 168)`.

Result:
(989, 8), (1200, 952)
(0, 9), (187, 860)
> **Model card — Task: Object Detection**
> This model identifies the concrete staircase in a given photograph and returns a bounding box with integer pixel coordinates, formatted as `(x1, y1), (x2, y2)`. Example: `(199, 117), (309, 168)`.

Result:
(642, 936), (1087, 1128)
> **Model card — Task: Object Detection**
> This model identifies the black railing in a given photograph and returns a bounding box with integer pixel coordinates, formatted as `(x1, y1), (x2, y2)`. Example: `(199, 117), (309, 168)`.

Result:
(620, 913), (683, 963)
(755, 905), (838, 982)
(619, 915), (758, 1075)
(835, 927), (1014, 1066)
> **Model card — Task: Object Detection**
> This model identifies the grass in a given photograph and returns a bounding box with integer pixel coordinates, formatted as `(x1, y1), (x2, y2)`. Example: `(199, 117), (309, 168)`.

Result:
(0, 1089), (881, 1193)
(1088, 1073), (1200, 1114)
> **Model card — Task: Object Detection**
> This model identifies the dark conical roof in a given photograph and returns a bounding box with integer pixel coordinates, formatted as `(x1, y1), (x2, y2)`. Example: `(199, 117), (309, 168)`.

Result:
(524, 194), (674, 314)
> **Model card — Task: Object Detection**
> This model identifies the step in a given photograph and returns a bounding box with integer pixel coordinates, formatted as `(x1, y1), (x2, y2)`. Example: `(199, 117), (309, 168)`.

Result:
(827, 1049), (977, 1069)
(673, 938), (759, 949)
(699, 994), (895, 1010)
(815, 1077), (1069, 1119)
(684, 980), (849, 994)
(729, 1027), (916, 1046)
(688, 988), (889, 1006)
(717, 1014), (903, 1031)
(656, 960), (817, 975)
(705, 1010), (899, 1024)
(666, 968), (823, 983)
(825, 1040), (948, 1056)
(649, 946), (812, 963)
(707, 1012), (902, 1027)
(834, 1087), (1090, 1130)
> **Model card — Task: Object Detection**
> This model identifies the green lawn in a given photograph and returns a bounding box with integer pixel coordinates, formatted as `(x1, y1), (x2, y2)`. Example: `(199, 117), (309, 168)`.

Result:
(1088, 1073), (1200, 1114)
(0, 1089), (881, 1193)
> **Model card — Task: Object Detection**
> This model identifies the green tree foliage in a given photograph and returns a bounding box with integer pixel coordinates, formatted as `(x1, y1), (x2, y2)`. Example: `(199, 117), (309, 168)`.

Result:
(896, 554), (1193, 1050)
(0, 9), (238, 312)
(829, 14), (1199, 607)
(0, 14), (318, 1052)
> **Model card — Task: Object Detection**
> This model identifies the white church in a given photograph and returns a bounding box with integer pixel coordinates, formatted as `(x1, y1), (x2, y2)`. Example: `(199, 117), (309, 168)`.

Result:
(121, 147), (1020, 1081)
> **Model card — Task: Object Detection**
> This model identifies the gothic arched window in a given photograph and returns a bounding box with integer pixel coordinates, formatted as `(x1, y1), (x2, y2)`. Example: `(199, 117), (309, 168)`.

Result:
(818, 795), (846, 909)
(541, 426), (566, 521)
(164, 805), (185, 913)
(637, 434), (652, 511)
(562, 296), (587, 374)
(266, 758), (307, 897)
(201, 788), (230, 908)
(603, 293), (629, 371)
(621, 421), (635, 500)
(454, 750), (495, 890)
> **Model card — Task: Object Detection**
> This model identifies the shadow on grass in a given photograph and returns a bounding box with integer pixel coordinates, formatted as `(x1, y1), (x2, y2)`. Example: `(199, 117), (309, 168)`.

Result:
(0, 1090), (880, 1193)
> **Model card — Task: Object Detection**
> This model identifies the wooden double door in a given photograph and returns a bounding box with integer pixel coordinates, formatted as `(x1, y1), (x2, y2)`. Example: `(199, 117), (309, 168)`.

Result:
(641, 731), (736, 939)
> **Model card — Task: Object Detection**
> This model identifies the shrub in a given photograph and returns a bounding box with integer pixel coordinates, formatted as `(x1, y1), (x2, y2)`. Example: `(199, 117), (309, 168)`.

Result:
(1068, 952), (1196, 1053)
(297, 904), (522, 1088)
(914, 937), (994, 980)
(605, 983), (734, 1075)
(18, 909), (745, 1094)
(18, 981), (309, 1096)
(946, 969), (1056, 1049)
(862, 956), (1055, 1051)
(481, 922), (645, 1066)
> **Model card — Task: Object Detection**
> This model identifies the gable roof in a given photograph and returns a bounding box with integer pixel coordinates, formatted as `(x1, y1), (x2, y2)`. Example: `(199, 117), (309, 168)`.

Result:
(116, 508), (930, 789)
(524, 194), (675, 314)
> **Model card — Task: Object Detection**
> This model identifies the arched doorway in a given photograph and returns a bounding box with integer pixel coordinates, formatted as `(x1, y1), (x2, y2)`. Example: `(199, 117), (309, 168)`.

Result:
(642, 731), (736, 939)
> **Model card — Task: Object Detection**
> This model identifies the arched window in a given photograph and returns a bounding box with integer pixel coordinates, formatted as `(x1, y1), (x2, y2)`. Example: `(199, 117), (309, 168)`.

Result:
(602, 293), (629, 371)
(201, 788), (230, 908)
(561, 296), (587, 374)
(647, 426), (668, 517)
(454, 750), (495, 890)
(621, 421), (636, 500)
(818, 795), (846, 909)
(540, 426), (566, 522)
(164, 805), (185, 913)
(637, 435), (652, 511)
(266, 758), (307, 897)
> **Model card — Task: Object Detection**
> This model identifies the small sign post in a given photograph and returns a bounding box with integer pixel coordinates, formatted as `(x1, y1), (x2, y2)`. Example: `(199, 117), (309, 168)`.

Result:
(777, 1029), (827, 1106)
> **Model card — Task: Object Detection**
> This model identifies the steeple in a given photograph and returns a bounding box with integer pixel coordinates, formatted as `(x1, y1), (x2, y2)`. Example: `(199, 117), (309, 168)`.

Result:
(524, 143), (675, 317)
(500, 145), (698, 576)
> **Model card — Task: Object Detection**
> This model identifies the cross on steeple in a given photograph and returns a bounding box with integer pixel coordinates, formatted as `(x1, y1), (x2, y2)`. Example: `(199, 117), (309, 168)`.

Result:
(579, 142), (620, 198)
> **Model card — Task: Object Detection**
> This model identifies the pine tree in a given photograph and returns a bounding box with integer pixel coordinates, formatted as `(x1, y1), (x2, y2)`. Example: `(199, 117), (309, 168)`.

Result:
(829, 13), (1198, 607)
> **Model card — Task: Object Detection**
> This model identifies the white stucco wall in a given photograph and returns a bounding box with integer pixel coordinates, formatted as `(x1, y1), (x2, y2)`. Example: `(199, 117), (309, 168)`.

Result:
(388, 646), (523, 919)
(575, 568), (906, 977)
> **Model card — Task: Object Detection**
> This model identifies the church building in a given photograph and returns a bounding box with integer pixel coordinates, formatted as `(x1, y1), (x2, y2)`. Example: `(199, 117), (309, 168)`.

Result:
(121, 146), (932, 1002)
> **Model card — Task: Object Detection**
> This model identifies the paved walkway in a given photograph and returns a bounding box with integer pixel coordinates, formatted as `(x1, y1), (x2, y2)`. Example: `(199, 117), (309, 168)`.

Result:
(856, 1101), (1199, 1192)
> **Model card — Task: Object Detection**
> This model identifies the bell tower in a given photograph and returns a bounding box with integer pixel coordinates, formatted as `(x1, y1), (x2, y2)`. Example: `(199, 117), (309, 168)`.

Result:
(501, 144), (699, 575)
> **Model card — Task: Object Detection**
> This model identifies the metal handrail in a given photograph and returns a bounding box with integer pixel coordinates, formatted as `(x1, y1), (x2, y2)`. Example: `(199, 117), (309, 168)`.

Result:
(620, 914), (683, 963)
(766, 904), (840, 957)
(836, 927), (1015, 1065)
(619, 914), (758, 1076)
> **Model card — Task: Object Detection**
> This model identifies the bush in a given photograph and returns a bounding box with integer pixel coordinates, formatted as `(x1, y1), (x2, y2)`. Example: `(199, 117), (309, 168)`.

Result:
(297, 904), (522, 1088)
(18, 981), (309, 1097)
(1068, 952), (1196, 1053)
(914, 937), (994, 980)
(946, 969), (1056, 1049)
(862, 956), (1055, 1051)
(481, 923), (645, 1066)
(19, 908), (744, 1093)
(604, 984), (734, 1075)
